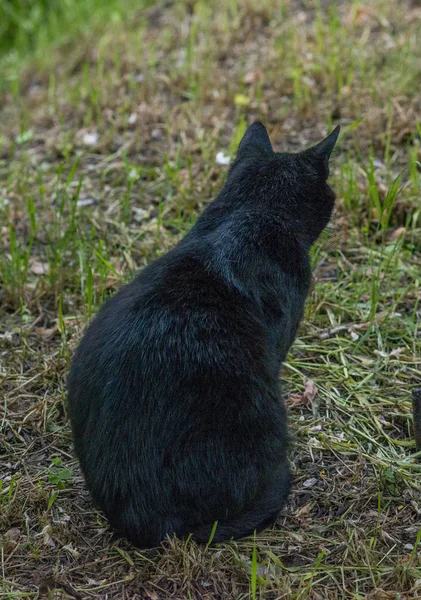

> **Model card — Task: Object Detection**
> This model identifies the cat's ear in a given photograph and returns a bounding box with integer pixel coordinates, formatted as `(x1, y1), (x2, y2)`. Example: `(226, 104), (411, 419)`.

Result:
(304, 126), (340, 177)
(237, 121), (273, 156)
(311, 126), (340, 160)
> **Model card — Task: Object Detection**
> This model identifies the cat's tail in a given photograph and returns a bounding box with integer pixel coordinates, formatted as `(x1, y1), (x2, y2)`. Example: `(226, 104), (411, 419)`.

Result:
(114, 506), (285, 548)
(190, 489), (291, 544)
(116, 508), (279, 548)
(189, 510), (279, 545)
(189, 464), (291, 544)
(116, 464), (291, 547)
(116, 498), (286, 548)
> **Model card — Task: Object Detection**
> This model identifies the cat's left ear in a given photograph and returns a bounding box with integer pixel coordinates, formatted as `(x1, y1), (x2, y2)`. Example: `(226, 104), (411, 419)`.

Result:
(304, 126), (340, 177)
(237, 121), (273, 157)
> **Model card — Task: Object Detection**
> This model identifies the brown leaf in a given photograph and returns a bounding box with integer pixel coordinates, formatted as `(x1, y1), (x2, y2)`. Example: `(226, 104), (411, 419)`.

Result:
(297, 502), (312, 520)
(389, 226), (406, 241)
(35, 325), (59, 338)
(37, 577), (82, 599)
(243, 70), (262, 85)
(286, 393), (305, 408)
(5, 527), (21, 542)
(4, 527), (21, 550)
(346, 4), (374, 26)
(286, 380), (318, 408)
(177, 168), (190, 189)
(303, 380), (318, 403)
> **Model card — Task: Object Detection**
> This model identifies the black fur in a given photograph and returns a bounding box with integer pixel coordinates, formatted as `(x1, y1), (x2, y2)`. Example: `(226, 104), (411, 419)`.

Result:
(67, 122), (340, 547)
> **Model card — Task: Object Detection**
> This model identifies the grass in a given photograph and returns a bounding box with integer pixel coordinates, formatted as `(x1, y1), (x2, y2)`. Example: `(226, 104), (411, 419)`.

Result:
(1, 0), (421, 597)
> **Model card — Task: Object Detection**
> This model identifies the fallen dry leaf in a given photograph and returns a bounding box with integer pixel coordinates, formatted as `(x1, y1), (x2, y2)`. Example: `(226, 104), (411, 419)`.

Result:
(296, 502), (312, 520)
(286, 380), (318, 408)
(177, 168), (190, 189)
(243, 69), (262, 85)
(5, 527), (21, 542)
(34, 326), (59, 338)
(374, 347), (405, 358)
(389, 226), (406, 241)
(37, 525), (55, 548)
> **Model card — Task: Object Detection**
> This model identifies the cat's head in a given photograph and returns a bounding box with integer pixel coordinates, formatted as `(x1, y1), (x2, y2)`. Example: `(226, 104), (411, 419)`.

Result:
(227, 121), (340, 245)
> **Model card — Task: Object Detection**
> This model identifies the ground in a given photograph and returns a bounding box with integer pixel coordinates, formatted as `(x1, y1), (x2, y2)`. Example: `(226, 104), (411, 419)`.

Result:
(1, 0), (421, 598)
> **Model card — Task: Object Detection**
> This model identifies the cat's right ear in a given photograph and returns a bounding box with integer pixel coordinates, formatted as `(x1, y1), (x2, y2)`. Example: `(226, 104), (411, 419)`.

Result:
(302, 126), (340, 178)
(237, 122), (273, 157)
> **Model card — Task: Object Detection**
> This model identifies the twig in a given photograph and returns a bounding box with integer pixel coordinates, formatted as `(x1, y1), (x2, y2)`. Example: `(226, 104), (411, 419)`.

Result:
(412, 388), (421, 454)
(318, 310), (395, 339)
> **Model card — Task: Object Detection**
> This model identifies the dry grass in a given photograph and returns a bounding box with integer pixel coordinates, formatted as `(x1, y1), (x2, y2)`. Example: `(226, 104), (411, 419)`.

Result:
(1, 0), (421, 598)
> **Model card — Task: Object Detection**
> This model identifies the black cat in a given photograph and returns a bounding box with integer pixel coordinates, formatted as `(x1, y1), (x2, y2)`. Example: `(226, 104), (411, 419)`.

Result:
(67, 122), (340, 547)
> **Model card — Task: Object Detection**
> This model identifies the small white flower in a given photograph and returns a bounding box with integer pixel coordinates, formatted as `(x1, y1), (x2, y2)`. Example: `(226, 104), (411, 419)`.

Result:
(128, 168), (140, 182)
(82, 132), (99, 146)
(216, 151), (231, 166)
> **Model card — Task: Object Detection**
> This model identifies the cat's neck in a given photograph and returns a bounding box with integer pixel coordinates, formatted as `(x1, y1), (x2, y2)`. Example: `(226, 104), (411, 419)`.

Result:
(193, 213), (311, 296)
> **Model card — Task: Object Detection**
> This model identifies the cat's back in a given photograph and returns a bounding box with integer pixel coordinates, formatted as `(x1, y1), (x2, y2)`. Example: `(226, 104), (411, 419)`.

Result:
(67, 238), (274, 424)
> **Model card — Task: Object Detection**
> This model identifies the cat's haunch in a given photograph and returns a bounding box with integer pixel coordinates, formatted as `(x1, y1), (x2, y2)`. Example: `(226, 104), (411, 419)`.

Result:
(67, 121), (339, 547)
